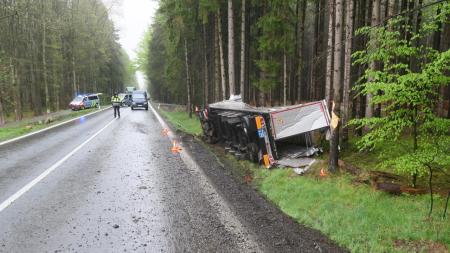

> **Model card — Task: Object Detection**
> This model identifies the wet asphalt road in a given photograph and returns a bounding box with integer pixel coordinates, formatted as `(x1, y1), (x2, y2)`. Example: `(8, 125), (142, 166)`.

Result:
(0, 106), (346, 253)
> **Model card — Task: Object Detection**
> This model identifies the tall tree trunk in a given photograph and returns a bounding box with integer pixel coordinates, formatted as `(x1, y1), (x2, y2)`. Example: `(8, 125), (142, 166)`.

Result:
(217, 11), (227, 100)
(310, 0), (320, 101)
(42, 2), (50, 114)
(325, 0), (335, 106)
(365, 0), (380, 121)
(53, 66), (60, 111)
(283, 51), (287, 105)
(297, 0), (306, 103)
(10, 56), (22, 121)
(387, 0), (395, 19)
(239, 0), (246, 99)
(438, 11), (450, 117)
(184, 39), (192, 118)
(214, 16), (221, 101)
(316, 0), (326, 99)
(202, 23), (209, 105)
(72, 54), (77, 95)
(341, 0), (354, 142)
(329, 0), (343, 173)
(0, 96), (4, 126)
(228, 0), (235, 96)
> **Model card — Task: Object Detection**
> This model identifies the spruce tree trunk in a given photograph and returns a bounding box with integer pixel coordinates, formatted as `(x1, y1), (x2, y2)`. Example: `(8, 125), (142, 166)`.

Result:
(228, 0), (235, 96)
(42, 3), (50, 114)
(365, 0), (380, 121)
(214, 16), (221, 101)
(283, 52), (287, 105)
(239, 0), (246, 100)
(329, 0), (344, 173)
(202, 23), (209, 105)
(387, 0), (395, 19)
(297, 0), (306, 103)
(72, 54), (77, 95)
(325, 0), (335, 106)
(310, 1), (320, 100)
(341, 0), (354, 142)
(217, 11), (227, 100)
(184, 39), (192, 118)
(0, 97), (5, 126)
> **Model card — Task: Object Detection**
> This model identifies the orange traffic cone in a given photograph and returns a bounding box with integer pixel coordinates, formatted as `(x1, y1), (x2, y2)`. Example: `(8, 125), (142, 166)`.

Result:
(320, 168), (327, 177)
(171, 140), (182, 154)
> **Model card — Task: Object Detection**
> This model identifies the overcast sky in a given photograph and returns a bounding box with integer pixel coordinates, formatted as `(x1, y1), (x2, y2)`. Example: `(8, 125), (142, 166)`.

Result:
(105, 0), (159, 89)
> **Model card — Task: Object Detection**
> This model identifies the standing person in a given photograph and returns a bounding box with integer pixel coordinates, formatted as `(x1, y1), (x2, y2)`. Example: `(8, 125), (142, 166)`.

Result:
(111, 92), (121, 118)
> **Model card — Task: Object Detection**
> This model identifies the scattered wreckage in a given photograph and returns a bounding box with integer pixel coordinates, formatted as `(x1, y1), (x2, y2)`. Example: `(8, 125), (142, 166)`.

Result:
(197, 96), (331, 170)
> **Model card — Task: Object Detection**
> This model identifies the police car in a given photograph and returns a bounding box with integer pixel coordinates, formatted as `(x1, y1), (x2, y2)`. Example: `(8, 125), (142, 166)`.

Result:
(69, 94), (100, 110)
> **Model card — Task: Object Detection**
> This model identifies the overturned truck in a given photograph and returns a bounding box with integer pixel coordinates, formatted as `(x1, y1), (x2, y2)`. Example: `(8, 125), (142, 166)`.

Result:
(197, 97), (331, 168)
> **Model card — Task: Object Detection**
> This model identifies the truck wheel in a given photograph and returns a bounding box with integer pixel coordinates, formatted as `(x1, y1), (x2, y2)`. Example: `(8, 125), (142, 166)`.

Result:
(247, 143), (259, 163)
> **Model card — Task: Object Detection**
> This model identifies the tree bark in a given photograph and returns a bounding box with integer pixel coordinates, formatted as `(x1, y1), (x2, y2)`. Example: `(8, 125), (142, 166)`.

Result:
(239, 0), (246, 99)
(309, 0), (320, 101)
(365, 0), (380, 121)
(297, 0), (306, 103)
(283, 51), (287, 105)
(217, 11), (227, 100)
(329, 0), (343, 173)
(341, 0), (354, 142)
(214, 15), (221, 101)
(42, 1), (50, 114)
(227, 0), (235, 96)
(0, 96), (4, 126)
(325, 0), (335, 106)
(184, 38), (192, 118)
(202, 23), (209, 105)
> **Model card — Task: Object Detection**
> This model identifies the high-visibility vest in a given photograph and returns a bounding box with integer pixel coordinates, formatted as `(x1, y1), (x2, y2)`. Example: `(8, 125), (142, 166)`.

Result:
(111, 96), (121, 103)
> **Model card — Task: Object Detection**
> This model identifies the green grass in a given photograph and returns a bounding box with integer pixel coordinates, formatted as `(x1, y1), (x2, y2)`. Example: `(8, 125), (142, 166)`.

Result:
(159, 109), (202, 136)
(248, 165), (450, 253)
(0, 108), (99, 142)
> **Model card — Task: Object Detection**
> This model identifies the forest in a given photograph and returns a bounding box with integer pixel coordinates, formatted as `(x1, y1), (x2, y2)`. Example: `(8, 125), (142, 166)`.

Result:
(139, 0), (449, 179)
(0, 0), (134, 124)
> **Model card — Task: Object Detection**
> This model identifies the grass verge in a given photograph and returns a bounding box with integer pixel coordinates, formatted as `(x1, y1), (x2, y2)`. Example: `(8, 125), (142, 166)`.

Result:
(159, 108), (450, 253)
(158, 109), (202, 136)
(0, 108), (101, 142)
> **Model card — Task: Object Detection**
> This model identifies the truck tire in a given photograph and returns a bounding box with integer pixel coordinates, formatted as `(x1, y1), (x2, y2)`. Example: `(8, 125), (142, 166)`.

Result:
(247, 143), (259, 163)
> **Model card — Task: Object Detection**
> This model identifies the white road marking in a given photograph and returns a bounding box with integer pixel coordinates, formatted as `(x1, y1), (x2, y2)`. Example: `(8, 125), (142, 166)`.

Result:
(0, 107), (111, 147)
(0, 117), (117, 213)
(149, 104), (263, 252)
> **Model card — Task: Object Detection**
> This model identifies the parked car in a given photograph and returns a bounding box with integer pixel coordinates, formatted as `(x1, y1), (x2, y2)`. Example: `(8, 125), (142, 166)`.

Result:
(131, 90), (148, 110)
(118, 93), (132, 107)
(69, 94), (100, 110)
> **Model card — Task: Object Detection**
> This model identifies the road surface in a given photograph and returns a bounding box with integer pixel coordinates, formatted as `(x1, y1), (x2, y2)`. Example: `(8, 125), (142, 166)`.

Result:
(0, 107), (345, 252)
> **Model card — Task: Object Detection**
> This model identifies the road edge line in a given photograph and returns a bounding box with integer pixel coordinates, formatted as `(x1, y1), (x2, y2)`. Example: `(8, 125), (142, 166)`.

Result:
(0, 106), (111, 147)
(0, 117), (117, 213)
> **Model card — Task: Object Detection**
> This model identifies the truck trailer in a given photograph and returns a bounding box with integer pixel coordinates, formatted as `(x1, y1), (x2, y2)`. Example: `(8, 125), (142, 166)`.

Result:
(197, 97), (331, 168)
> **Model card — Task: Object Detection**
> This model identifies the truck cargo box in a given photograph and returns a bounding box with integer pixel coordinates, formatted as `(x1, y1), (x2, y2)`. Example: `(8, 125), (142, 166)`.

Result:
(198, 97), (331, 168)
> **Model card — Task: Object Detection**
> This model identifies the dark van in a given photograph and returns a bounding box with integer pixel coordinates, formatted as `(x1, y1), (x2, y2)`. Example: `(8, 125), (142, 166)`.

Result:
(131, 90), (148, 110)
